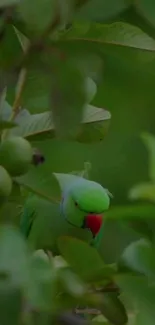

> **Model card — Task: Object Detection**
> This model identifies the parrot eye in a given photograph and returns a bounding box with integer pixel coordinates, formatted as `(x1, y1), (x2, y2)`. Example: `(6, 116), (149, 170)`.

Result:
(74, 201), (78, 207)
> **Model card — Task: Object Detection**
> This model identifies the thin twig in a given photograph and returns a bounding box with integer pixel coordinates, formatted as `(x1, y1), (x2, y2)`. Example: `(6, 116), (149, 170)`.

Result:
(75, 309), (101, 315)
(2, 68), (27, 140)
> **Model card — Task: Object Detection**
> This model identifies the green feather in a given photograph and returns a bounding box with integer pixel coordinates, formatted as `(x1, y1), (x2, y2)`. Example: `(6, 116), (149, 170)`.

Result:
(71, 180), (110, 213)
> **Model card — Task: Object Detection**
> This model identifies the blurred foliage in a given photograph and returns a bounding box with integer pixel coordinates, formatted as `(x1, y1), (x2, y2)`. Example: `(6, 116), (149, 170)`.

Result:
(0, 0), (155, 325)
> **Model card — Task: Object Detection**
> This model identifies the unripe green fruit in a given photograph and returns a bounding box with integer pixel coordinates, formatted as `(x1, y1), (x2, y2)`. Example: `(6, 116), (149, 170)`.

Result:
(0, 165), (12, 204)
(0, 136), (33, 177)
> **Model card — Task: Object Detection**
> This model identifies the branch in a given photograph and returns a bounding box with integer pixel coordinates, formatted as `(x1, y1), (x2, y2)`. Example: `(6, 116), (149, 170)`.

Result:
(2, 67), (27, 139)
(75, 309), (101, 315)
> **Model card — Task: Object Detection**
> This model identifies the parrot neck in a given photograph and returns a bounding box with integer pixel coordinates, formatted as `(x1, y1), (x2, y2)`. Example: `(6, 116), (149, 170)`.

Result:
(59, 196), (76, 228)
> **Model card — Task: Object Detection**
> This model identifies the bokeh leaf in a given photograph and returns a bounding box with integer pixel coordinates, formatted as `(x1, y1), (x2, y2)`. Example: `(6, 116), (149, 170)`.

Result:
(0, 225), (30, 286)
(99, 292), (128, 325)
(57, 267), (86, 298)
(104, 204), (155, 220)
(94, 202), (155, 264)
(50, 61), (86, 139)
(57, 236), (115, 282)
(92, 315), (110, 325)
(141, 132), (155, 182)
(76, 0), (130, 21)
(25, 252), (57, 310)
(17, 0), (55, 35)
(0, 24), (23, 68)
(0, 282), (22, 325)
(116, 275), (155, 325)
(135, 0), (155, 29)
(119, 238), (155, 278)
(128, 182), (155, 202)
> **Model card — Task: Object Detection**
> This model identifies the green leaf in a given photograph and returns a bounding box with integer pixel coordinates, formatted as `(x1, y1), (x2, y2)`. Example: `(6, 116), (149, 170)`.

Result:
(92, 315), (110, 325)
(14, 27), (30, 51)
(70, 53), (103, 82)
(25, 252), (57, 310)
(77, 106), (111, 143)
(104, 204), (155, 220)
(6, 105), (110, 143)
(135, 0), (155, 29)
(57, 267), (86, 298)
(103, 204), (155, 241)
(17, 0), (55, 35)
(0, 282), (22, 325)
(57, 236), (115, 282)
(141, 132), (155, 182)
(93, 218), (142, 265)
(76, 0), (130, 21)
(59, 22), (155, 67)
(128, 182), (155, 202)
(116, 275), (155, 325)
(0, 225), (30, 286)
(99, 292), (128, 325)
(0, 24), (23, 68)
(119, 238), (155, 277)
(135, 309), (155, 325)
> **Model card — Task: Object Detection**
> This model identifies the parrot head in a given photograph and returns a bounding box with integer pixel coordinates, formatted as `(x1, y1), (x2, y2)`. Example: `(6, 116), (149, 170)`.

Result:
(61, 178), (110, 237)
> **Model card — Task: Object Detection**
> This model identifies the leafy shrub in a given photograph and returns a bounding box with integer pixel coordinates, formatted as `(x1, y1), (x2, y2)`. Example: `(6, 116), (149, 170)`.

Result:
(0, 1), (155, 325)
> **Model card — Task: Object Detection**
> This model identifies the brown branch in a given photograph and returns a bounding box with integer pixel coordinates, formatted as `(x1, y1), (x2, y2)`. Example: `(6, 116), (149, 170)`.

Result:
(75, 308), (101, 315)
(2, 68), (27, 139)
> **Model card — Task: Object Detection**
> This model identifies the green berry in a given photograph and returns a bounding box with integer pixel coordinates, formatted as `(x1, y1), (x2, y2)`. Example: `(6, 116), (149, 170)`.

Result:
(0, 136), (33, 177)
(0, 166), (12, 204)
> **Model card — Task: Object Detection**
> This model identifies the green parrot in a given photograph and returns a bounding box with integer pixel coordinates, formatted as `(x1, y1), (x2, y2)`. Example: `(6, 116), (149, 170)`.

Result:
(20, 173), (110, 254)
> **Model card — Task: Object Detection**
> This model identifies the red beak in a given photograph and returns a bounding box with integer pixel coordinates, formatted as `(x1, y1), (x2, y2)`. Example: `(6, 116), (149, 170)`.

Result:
(85, 214), (103, 236)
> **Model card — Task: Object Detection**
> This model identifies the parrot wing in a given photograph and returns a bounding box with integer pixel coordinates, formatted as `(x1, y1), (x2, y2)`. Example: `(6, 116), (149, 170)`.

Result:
(20, 194), (92, 254)
(20, 194), (38, 238)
